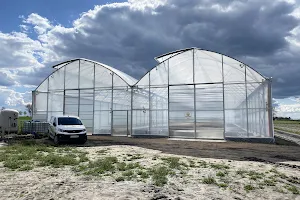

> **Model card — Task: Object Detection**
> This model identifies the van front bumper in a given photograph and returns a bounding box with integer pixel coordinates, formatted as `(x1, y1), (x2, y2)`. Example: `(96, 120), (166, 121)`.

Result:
(56, 133), (87, 141)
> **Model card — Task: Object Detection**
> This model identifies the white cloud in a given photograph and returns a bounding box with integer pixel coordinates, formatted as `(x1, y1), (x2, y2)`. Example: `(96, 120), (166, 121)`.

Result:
(0, 87), (32, 111)
(277, 103), (300, 112)
(19, 25), (29, 33)
(23, 13), (53, 34)
(0, 31), (44, 68)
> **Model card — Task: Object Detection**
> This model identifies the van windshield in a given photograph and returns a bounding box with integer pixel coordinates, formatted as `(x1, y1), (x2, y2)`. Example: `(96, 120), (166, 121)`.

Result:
(58, 117), (83, 125)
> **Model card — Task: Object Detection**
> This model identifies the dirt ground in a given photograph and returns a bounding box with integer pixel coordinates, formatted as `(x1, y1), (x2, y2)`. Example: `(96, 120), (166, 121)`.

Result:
(0, 136), (300, 200)
(86, 136), (300, 165)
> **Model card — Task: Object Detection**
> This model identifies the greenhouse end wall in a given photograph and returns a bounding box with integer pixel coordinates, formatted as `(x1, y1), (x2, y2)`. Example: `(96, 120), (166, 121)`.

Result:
(32, 48), (274, 142)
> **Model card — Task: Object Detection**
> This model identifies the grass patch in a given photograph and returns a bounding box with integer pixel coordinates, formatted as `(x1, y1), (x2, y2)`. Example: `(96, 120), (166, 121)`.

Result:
(202, 176), (216, 184)
(72, 164), (88, 172)
(216, 171), (227, 177)
(39, 154), (79, 168)
(122, 170), (135, 180)
(83, 157), (118, 176)
(263, 178), (276, 186)
(198, 160), (208, 168)
(116, 162), (143, 171)
(137, 170), (149, 179)
(127, 162), (143, 170)
(284, 185), (300, 194)
(248, 171), (264, 180)
(161, 157), (183, 169)
(269, 168), (288, 179)
(210, 163), (229, 170)
(150, 166), (171, 186)
(115, 176), (125, 182)
(218, 183), (228, 188)
(236, 169), (247, 177)
(117, 162), (127, 171)
(244, 184), (255, 192)
(0, 141), (90, 171)
(4, 159), (33, 170)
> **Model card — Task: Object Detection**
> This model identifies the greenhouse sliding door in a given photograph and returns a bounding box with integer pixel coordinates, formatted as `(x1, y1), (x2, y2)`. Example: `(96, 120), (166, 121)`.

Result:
(112, 110), (130, 136)
(169, 85), (195, 138)
(195, 84), (224, 139)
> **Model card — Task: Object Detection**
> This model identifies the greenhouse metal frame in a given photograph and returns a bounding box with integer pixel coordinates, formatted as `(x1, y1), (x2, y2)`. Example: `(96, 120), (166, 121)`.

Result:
(32, 48), (274, 141)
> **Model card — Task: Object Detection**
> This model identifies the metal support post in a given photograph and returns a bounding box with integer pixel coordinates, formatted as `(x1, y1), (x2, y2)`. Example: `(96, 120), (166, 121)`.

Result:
(92, 63), (96, 135)
(167, 60), (170, 137)
(111, 73), (114, 136)
(78, 60), (81, 117)
(46, 78), (49, 121)
(149, 72), (151, 134)
(63, 66), (66, 115)
(193, 48), (197, 139)
(130, 87), (133, 137)
(245, 65), (249, 137)
(221, 55), (226, 139)
(127, 110), (129, 136)
(267, 79), (274, 138)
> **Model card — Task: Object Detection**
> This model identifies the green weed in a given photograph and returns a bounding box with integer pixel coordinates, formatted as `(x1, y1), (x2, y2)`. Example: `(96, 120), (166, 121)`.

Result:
(202, 176), (216, 184)
(244, 184), (255, 192)
(150, 166), (170, 186)
(284, 185), (299, 194)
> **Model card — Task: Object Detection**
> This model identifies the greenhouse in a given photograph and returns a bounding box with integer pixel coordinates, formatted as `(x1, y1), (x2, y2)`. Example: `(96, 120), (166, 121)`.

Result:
(32, 48), (274, 141)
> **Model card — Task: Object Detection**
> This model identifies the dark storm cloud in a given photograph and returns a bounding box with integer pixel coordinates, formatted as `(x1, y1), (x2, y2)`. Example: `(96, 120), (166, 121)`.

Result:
(34, 0), (299, 99)
(0, 72), (14, 86)
(15, 65), (54, 86)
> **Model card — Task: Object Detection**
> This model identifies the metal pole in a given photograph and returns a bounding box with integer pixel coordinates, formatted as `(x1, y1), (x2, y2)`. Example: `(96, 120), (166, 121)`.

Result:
(268, 79), (274, 138)
(63, 66), (66, 115)
(78, 60), (81, 117)
(221, 55), (226, 139)
(149, 72), (151, 134)
(193, 48), (197, 139)
(167, 60), (170, 137)
(111, 73), (114, 136)
(245, 65), (249, 137)
(92, 63), (96, 135)
(127, 110), (129, 136)
(46, 78), (49, 121)
(32, 91), (35, 119)
(130, 87), (133, 137)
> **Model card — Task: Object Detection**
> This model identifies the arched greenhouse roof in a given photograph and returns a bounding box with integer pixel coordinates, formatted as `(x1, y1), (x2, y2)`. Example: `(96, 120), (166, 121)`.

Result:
(35, 58), (137, 91)
(136, 47), (267, 86)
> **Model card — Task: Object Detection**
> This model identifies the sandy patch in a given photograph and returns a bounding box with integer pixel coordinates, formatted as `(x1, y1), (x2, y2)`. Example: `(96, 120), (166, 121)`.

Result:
(0, 145), (299, 200)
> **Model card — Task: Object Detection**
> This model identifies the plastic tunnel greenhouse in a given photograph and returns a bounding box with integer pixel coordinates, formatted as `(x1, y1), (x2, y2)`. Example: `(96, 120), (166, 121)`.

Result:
(32, 48), (274, 142)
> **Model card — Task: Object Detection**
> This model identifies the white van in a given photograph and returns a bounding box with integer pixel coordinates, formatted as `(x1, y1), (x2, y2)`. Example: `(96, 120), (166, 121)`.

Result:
(48, 116), (87, 144)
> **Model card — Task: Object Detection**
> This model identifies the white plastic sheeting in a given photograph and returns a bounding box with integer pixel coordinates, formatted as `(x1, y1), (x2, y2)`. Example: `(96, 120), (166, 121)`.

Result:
(32, 48), (273, 140)
(33, 59), (136, 135)
(134, 48), (273, 139)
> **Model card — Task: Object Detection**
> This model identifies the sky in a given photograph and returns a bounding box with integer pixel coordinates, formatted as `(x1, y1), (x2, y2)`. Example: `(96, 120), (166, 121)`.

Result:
(0, 0), (300, 118)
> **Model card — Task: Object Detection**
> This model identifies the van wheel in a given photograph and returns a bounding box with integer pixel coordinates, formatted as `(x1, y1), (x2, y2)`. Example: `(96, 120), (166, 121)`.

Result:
(79, 138), (87, 144)
(80, 136), (87, 144)
(54, 135), (60, 145)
